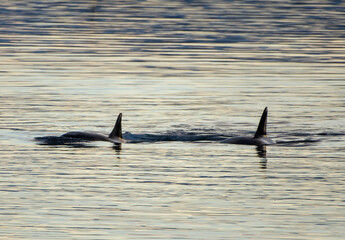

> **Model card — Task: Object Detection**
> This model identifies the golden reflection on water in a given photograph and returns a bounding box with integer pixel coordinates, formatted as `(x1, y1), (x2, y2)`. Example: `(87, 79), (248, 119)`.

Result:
(1, 0), (345, 239)
(1, 0), (344, 80)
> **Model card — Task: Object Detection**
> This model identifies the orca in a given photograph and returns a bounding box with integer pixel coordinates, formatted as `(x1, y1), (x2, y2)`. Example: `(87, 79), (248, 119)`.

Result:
(221, 107), (275, 146)
(60, 113), (123, 144)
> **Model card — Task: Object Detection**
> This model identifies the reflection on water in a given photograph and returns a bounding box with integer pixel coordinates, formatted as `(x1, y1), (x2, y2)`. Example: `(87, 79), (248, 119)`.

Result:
(1, 0), (345, 239)
(256, 145), (267, 158)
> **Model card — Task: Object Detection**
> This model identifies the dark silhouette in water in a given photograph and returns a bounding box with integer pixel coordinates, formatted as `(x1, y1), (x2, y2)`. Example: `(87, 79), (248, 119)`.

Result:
(221, 107), (275, 146)
(61, 113), (123, 143)
(35, 113), (123, 145)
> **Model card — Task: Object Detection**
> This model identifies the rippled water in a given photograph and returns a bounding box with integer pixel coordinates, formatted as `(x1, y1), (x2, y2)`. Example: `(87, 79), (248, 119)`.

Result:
(1, 0), (345, 239)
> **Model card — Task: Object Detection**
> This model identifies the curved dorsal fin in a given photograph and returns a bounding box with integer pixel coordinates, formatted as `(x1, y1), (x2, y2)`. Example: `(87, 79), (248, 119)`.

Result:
(109, 113), (122, 139)
(254, 107), (268, 138)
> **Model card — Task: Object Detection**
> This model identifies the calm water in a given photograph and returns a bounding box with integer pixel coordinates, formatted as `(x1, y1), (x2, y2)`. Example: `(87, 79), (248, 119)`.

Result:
(1, 0), (345, 239)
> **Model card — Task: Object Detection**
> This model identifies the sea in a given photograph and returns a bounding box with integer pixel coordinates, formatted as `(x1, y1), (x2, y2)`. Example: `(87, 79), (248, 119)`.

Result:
(0, 0), (344, 239)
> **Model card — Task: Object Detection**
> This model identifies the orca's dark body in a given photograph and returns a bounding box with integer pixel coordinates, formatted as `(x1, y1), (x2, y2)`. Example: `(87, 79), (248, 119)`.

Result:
(61, 113), (123, 144)
(221, 107), (274, 146)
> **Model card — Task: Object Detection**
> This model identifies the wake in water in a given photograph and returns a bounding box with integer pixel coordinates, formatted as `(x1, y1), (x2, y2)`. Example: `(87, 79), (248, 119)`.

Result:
(34, 128), (345, 160)
(122, 131), (225, 143)
(34, 129), (337, 146)
(34, 131), (225, 145)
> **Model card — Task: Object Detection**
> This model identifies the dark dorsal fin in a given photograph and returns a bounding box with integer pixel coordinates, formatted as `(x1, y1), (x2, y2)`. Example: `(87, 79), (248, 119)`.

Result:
(254, 107), (268, 138)
(109, 113), (122, 139)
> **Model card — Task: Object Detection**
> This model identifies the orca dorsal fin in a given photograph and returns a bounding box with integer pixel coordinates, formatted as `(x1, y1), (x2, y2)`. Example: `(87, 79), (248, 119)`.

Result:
(254, 107), (268, 138)
(109, 113), (122, 139)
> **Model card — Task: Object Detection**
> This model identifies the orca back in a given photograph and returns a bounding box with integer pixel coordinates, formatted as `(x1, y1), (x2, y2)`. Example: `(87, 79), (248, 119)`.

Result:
(221, 107), (274, 146)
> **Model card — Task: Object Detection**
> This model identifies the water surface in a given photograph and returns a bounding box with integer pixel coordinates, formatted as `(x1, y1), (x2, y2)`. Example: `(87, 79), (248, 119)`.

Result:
(1, 1), (344, 239)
